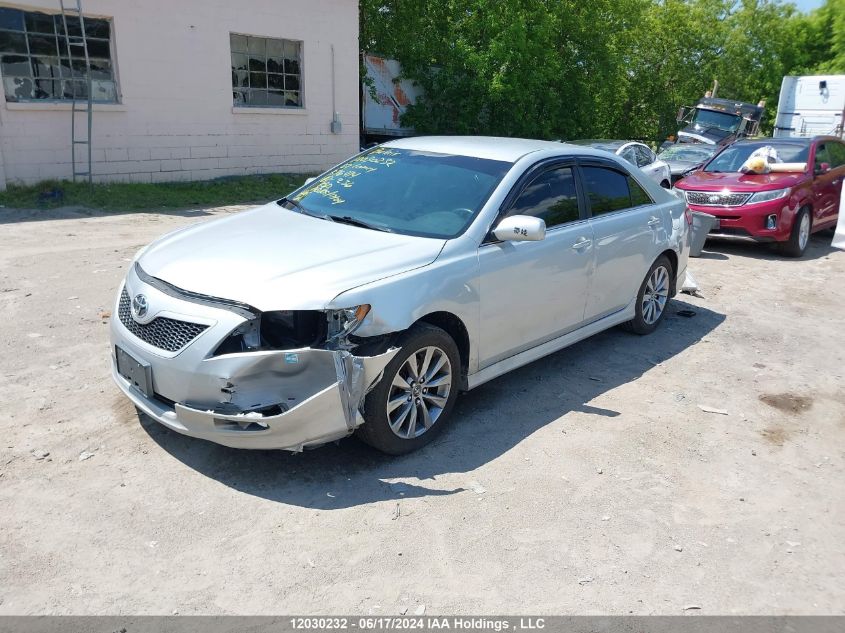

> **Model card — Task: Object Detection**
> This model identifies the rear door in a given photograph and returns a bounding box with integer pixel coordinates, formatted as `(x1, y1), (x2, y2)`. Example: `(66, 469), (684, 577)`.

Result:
(579, 160), (666, 321)
(477, 161), (594, 368)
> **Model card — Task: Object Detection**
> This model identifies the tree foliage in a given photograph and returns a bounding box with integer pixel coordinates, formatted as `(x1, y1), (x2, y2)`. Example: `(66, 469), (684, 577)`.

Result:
(360, 0), (845, 141)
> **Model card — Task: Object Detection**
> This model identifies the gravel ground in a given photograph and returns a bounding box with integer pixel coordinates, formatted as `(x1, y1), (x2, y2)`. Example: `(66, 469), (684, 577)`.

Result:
(0, 206), (843, 615)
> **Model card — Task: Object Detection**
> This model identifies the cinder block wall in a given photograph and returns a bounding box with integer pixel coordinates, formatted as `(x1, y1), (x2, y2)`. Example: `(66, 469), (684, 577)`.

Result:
(0, 0), (360, 188)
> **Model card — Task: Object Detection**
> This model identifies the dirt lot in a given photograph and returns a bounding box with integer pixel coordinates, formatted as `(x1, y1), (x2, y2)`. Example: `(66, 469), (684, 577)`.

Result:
(0, 206), (843, 615)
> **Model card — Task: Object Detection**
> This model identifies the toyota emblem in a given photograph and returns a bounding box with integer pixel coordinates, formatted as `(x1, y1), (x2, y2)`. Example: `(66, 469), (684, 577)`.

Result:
(131, 294), (149, 320)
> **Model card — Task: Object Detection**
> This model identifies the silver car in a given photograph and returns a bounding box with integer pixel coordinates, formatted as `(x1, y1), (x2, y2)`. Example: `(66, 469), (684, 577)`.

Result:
(568, 140), (673, 189)
(111, 137), (690, 455)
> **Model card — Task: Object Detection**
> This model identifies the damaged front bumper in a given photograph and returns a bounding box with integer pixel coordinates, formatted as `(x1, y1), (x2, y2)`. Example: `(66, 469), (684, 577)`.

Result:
(110, 266), (397, 451)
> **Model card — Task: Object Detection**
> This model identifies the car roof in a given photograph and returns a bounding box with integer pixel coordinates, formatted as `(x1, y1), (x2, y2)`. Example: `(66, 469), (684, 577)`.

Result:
(567, 139), (633, 152)
(382, 136), (570, 163)
(383, 135), (628, 163)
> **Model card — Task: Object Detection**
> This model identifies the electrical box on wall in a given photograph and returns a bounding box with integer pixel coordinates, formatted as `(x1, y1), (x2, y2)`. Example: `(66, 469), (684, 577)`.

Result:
(331, 112), (342, 134)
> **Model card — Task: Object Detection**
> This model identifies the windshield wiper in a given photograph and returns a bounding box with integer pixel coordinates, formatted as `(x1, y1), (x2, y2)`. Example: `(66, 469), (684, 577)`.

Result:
(278, 197), (334, 221)
(328, 215), (394, 233)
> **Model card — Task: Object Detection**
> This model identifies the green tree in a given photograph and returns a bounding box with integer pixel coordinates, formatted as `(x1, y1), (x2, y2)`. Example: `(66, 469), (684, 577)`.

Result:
(360, 0), (844, 142)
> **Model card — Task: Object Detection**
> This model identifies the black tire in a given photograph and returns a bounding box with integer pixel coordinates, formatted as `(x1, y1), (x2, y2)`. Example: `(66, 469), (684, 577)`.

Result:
(779, 207), (811, 258)
(357, 323), (461, 455)
(623, 255), (673, 335)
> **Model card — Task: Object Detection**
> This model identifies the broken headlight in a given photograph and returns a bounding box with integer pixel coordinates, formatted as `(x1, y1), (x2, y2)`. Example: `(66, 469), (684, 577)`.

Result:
(213, 310), (328, 355)
(328, 304), (371, 343)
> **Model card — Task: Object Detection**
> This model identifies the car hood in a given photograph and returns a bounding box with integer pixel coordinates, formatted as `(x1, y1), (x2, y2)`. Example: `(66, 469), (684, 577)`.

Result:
(663, 159), (703, 175)
(137, 202), (446, 311)
(675, 170), (808, 192)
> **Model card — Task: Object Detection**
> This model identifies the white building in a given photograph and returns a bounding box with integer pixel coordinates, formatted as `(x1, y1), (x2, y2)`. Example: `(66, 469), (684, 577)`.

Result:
(0, 0), (359, 189)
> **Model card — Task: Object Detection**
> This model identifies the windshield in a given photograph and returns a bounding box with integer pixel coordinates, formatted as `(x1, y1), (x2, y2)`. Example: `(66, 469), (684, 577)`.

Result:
(704, 143), (810, 173)
(658, 145), (718, 163)
(285, 147), (511, 239)
(690, 109), (742, 133)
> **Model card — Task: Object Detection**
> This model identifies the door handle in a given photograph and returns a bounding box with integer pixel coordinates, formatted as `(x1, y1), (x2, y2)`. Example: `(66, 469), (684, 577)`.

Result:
(571, 237), (592, 250)
(647, 216), (661, 226)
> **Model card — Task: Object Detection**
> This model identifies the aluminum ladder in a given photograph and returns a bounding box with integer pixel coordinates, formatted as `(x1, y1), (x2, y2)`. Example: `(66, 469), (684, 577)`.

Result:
(58, 0), (93, 184)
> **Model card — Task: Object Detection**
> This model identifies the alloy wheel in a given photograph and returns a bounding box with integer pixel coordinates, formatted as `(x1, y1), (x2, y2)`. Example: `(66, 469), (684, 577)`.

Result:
(642, 265), (669, 325)
(798, 213), (810, 252)
(386, 346), (452, 439)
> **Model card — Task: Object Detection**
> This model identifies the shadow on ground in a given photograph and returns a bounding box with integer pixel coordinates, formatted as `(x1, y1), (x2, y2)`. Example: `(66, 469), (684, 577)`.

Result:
(0, 206), (218, 225)
(138, 298), (725, 510)
(701, 231), (838, 262)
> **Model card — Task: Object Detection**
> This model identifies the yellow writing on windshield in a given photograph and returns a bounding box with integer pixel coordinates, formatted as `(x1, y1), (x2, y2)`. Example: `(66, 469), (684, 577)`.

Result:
(293, 147), (400, 206)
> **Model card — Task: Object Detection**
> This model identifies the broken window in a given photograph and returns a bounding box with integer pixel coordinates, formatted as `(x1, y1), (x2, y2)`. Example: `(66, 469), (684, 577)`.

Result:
(230, 33), (302, 108)
(0, 7), (117, 103)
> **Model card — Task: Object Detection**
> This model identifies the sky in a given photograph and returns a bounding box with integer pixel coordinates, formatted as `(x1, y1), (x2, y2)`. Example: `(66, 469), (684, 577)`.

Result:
(791, 0), (825, 12)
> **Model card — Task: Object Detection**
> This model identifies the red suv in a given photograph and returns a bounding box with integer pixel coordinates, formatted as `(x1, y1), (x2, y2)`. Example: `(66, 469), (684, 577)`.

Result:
(674, 136), (844, 256)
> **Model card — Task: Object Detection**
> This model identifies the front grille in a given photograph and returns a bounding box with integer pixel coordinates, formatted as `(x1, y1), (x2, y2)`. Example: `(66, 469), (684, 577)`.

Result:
(685, 191), (751, 207)
(118, 288), (208, 352)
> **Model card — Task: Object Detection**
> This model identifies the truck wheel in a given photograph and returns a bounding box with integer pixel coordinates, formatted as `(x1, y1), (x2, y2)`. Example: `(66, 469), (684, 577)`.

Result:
(780, 207), (811, 257)
(358, 323), (460, 455)
(623, 255), (673, 335)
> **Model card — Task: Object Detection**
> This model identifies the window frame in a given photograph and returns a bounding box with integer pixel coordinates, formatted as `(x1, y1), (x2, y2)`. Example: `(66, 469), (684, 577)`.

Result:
(575, 157), (655, 219)
(229, 31), (304, 110)
(483, 157), (589, 244)
(0, 7), (119, 104)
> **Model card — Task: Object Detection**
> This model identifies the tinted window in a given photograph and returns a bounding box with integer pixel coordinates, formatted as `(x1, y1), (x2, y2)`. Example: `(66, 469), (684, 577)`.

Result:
(290, 147), (510, 239)
(583, 166), (636, 215)
(814, 143), (831, 170)
(629, 176), (652, 207)
(510, 166), (580, 228)
(827, 142), (845, 167)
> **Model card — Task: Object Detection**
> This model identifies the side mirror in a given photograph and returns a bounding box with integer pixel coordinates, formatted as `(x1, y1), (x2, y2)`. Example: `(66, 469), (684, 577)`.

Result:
(492, 215), (546, 242)
(815, 162), (831, 176)
(304, 176), (317, 185)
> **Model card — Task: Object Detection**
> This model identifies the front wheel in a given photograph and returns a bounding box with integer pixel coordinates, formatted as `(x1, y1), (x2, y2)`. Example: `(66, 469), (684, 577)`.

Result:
(624, 255), (673, 335)
(779, 207), (811, 257)
(358, 323), (460, 455)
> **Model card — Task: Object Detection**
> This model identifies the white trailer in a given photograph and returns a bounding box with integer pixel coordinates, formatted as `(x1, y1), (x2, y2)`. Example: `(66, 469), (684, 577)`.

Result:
(361, 54), (423, 138)
(773, 75), (845, 138)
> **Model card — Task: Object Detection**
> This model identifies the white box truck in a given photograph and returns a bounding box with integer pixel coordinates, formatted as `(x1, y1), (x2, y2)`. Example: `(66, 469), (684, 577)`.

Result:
(773, 75), (845, 138)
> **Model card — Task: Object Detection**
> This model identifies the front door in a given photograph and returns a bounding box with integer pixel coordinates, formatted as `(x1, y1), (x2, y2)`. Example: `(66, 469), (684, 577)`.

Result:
(811, 142), (843, 227)
(478, 163), (594, 368)
(819, 140), (845, 228)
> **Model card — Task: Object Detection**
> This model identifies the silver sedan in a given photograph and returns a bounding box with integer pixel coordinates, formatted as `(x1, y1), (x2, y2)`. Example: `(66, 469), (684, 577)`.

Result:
(110, 137), (690, 454)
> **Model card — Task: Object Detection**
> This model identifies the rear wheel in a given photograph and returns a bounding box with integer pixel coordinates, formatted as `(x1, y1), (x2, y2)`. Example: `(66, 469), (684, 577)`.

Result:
(358, 323), (460, 455)
(624, 255), (673, 335)
(779, 207), (811, 257)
